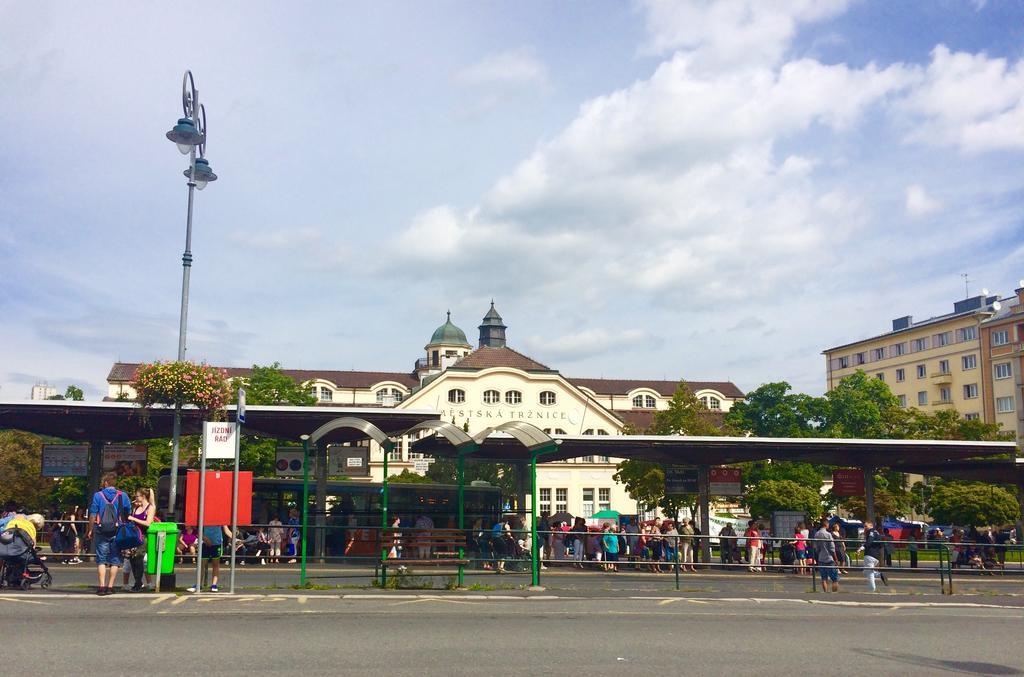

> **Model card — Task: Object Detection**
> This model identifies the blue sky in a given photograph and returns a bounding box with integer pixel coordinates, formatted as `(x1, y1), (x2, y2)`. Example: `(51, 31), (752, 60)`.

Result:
(2, 0), (1023, 400)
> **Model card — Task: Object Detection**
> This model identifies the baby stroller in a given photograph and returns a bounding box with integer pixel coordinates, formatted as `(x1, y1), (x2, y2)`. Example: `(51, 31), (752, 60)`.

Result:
(0, 528), (52, 590)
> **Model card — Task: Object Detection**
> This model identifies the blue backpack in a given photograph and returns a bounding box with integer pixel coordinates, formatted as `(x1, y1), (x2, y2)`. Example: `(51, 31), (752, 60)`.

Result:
(97, 490), (124, 536)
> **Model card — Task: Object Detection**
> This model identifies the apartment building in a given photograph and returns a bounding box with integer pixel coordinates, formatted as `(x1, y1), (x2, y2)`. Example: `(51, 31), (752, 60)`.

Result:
(823, 292), (1001, 422)
(981, 284), (1024, 443)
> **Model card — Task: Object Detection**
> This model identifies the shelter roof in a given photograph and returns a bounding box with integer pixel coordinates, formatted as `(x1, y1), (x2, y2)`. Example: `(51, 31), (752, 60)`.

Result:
(412, 432), (1014, 467)
(0, 401), (438, 444)
(567, 378), (744, 398)
(889, 459), (1024, 486)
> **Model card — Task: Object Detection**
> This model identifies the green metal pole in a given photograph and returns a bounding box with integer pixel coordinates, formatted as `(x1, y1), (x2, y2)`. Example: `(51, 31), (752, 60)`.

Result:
(300, 437), (310, 587)
(381, 442), (390, 586)
(530, 452), (539, 587)
(457, 454), (465, 588)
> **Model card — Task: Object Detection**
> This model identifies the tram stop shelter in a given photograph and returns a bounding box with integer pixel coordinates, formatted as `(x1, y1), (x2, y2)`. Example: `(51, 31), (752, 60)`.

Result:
(412, 423), (1019, 587)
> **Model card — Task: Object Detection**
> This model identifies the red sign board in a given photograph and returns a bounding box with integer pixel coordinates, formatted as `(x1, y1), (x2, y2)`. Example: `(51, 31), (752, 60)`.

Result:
(709, 467), (742, 495)
(832, 468), (865, 496)
(184, 470), (253, 526)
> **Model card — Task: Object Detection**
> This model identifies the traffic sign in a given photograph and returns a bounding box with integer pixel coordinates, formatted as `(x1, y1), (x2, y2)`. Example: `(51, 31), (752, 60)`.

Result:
(237, 388), (246, 423)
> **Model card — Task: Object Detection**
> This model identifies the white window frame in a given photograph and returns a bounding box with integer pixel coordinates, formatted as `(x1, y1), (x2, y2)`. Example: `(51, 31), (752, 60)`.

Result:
(598, 488), (611, 513)
(448, 388), (465, 404)
(996, 396), (1015, 413)
(992, 330), (1010, 347)
(995, 363), (1012, 380)
(581, 488), (595, 518)
(962, 355), (977, 370)
(504, 390), (522, 405)
(895, 368), (905, 382)
(555, 488), (568, 514)
(539, 391), (556, 406)
(917, 391), (928, 406)
(917, 364), (927, 378)
(963, 384), (978, 399)
(319, 386), (333, 402)
(483, 389), (500, 405)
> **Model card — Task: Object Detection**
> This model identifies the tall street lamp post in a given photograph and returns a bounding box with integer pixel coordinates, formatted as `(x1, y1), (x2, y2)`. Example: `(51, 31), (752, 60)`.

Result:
(164, 71), (218, 517)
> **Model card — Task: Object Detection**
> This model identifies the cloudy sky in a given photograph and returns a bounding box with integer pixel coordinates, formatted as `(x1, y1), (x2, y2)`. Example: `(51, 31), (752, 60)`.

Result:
(2, 1), (1024, 400)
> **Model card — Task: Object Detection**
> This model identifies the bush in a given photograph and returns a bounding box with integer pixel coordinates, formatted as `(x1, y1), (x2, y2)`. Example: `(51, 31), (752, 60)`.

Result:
(742, 479), (823, 520)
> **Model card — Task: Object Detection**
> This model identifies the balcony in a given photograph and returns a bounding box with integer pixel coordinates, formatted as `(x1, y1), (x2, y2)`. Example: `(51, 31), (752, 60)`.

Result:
(933, 398), (955, 407)
(931, 371), (952, 384)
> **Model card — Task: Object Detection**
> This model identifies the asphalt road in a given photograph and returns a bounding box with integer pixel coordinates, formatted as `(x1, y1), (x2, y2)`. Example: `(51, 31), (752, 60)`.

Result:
(2, 594), (1023, 676)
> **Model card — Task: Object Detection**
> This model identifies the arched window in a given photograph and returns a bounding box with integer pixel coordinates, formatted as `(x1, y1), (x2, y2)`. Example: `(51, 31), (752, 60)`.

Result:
(505, 390), (522, 405)
(633, 394), (655, 408)
(319, 387), (333, 402)
(539, 391), (556, 406)
(483, 389), (500, 405)
(391, 388), (404, 403)
(448, 388), (465, 404)
(708, 396), (721, 410)
(553, 428), (567, 435)
(596, 429), (609, 435)
(376, 388), (405, 405)
(700, 396), (708, 407)
(583, 429), (594, 435)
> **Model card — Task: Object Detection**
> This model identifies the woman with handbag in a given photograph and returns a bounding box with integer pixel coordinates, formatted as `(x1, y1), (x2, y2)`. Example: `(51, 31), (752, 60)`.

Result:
(123, 488), (156, 592)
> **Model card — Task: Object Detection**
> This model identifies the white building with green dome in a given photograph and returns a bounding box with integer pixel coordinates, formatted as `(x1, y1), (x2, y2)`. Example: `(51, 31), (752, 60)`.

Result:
(105, 302), (743, 518)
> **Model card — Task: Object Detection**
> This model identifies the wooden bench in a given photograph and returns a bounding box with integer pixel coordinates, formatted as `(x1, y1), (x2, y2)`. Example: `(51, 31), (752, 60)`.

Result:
(379, 529), (470, 575)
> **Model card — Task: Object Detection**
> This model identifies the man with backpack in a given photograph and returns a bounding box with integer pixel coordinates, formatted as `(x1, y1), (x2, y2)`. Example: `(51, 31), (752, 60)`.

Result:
(89, 473), (132, 596)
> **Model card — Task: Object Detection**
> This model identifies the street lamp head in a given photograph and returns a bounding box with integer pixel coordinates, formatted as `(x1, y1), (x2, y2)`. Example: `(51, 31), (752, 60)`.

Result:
(166, 117), (204, 154)
(184, 157), (218, 189)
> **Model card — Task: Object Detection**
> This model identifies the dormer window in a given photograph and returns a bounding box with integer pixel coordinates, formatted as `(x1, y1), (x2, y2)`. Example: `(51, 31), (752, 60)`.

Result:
(632, 394), (656, 408)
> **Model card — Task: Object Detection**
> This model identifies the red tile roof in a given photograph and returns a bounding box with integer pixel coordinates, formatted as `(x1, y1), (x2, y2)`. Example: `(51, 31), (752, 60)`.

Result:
(106, 363), (419, 390)
(447, 347), (554, 372)
(567, 378), (744, 399)
(614, 409), (727, 433)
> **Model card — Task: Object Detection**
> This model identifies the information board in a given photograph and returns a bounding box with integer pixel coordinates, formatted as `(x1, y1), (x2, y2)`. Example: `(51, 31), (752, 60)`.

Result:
(102, 444), (148, 476)
(664, 466), (699, 495)
(41, 445), (89, 477)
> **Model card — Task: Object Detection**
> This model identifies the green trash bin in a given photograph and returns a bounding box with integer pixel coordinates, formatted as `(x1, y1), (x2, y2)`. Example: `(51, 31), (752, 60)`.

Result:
(147, 522), (179, 576)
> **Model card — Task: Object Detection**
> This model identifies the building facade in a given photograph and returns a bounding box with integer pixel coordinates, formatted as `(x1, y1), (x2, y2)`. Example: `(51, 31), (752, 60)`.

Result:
(823, 284), (1024, 443)
(107, 303), (744, 518)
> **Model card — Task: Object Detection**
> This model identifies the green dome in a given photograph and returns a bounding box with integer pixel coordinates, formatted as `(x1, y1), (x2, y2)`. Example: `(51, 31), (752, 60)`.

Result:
(429, 311), (471, 346)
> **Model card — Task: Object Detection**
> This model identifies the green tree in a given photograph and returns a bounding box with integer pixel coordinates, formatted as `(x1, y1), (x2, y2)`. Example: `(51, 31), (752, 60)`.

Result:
(0, 431), (56, 510)
(232, 362), (316, 406)
(926, 482), (1020, 526)
(904, 408), (1010, 441)
(64, 385), (84, 401)
(388, 469), (435, 484)
(724, 381), (823, 437)
(737, 460), (825, 494)
(649, 381), (724, 436)
(741, 479), (823, 520)
(821, 370), (900, 438)
(614, 381), (723, 518)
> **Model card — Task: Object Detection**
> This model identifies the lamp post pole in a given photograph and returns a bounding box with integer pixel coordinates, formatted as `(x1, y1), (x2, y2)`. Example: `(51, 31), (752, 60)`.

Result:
(165, 71), (218, 518)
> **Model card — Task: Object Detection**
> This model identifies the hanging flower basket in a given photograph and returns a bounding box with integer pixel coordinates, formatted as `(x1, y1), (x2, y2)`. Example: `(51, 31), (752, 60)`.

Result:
(132, 361), (231, 414)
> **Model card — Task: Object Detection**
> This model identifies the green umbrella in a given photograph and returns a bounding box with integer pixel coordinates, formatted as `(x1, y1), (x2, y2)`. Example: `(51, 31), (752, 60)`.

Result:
(591, 510), (620, 520)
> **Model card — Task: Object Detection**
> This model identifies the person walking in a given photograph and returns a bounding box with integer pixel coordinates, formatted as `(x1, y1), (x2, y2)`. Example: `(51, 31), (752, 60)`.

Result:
(792, 524), (808, 575)
(814, 518), (839, 593)
(89, 473), (132, 596)
(859, 520), (888, 592)
(286, 508), (301, 564)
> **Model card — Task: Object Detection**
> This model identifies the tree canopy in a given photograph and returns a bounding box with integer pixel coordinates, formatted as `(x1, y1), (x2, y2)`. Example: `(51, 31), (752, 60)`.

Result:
(926, 481), (1020, 527)
(233, 362), (317, 406)
(742, 479), (823, 520)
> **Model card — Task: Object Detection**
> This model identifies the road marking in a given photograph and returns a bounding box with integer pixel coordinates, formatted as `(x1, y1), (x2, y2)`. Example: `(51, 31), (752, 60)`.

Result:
(0, 596), (52, 605)
(390, 597), (480, 607)
(171, 596), (188, 605)
(150, 594), (174, 605)
(298, 596), (307, 604)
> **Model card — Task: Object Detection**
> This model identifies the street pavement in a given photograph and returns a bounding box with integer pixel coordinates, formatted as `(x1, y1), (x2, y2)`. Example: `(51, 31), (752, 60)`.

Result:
(1, 593), (1022, 676)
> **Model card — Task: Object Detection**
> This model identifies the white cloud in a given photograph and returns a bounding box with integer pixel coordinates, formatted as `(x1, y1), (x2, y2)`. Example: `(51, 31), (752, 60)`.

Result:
(524, 328), (655, 361)
(899, 45), (1024, 153)
(454, 47), (548, 88)
(905, 184), (942, 218)
(638, 0), (850, 71)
